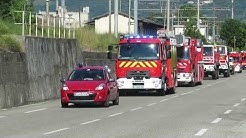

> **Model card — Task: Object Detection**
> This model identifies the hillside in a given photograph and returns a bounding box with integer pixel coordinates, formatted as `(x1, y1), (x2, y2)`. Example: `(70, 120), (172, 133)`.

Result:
(34, 0), (245, 21)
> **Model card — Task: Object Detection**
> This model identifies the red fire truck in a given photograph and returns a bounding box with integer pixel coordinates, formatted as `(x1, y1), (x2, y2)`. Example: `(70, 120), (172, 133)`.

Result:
(203, 45), (220, 79)
(176, 35), (204, 86)
(229, 51), (242, 73)
(217, 45), (230, 77)
(241, 51), (246, 70)
(107, 33), (177, 96)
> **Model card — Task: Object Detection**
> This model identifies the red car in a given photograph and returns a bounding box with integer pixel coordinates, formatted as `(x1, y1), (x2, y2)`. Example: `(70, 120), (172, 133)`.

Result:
(60, 65), (119, 108)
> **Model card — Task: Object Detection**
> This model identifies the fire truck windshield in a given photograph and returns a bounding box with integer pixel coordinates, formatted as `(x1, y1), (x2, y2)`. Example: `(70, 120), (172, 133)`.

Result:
(218, 47), (226, 55)
(203, 47), (213, 56)
(233, 57), (239, 62)
(118, 43), (159, 60)
(177, 47), (190, 60)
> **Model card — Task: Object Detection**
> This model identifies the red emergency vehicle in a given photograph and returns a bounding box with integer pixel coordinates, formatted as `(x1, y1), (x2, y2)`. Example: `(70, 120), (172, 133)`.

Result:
(241, 51), (246, 70)
(203, 45), (220, 79)
(107, 33), (177, 96)
(217, 45), (230, 77)
(229, 51), (242, 73)
(176, 35), (204, 86)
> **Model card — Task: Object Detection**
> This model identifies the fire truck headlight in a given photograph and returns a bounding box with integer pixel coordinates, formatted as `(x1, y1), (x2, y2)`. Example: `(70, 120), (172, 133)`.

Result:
(183, 73), (191, 77)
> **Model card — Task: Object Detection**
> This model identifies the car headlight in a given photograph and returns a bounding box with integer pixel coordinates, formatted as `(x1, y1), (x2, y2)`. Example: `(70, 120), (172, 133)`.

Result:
(62, 84), (69, 91)
(95, 84), (105, 90)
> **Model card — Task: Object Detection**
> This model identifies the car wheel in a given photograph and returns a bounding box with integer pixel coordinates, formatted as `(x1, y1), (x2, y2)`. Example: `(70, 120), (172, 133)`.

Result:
(61, 101), (68, 108)
(113, 92), (119, 105)
(103, 93), (110, 107)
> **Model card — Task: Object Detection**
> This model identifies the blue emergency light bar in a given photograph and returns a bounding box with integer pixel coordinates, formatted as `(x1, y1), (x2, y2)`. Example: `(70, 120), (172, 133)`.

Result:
(120, 35), (157, 39)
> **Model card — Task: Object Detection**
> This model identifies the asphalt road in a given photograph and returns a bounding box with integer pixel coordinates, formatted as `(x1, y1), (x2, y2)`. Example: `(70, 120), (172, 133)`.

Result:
(1, 71), (246, 138)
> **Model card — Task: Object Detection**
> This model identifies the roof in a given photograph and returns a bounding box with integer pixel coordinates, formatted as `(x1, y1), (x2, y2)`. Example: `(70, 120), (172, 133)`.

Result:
(87, 12), (163, 27)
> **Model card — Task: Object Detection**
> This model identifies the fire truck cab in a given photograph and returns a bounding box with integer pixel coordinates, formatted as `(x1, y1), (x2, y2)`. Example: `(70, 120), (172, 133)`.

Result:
(217, 45), (230, 77)
(107, 33), (177, 96)
(229, 51), (242, 73)
(241, 51), (246, 70)
(203, 45), (220, 79)
(176, 35), (204, 86)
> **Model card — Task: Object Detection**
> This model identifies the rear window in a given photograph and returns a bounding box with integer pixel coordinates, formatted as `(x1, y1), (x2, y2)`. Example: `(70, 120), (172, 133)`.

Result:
(68, 69), (105, 81)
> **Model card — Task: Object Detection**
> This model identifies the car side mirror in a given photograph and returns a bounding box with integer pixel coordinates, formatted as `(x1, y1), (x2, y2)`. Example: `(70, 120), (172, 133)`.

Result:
(166, 51), (171, 59)
(60, 78), (66, 83)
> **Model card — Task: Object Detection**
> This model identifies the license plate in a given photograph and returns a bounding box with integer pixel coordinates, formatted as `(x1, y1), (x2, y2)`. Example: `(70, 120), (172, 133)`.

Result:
(74, 92), (89, 96)
(133, 85), (144, 89)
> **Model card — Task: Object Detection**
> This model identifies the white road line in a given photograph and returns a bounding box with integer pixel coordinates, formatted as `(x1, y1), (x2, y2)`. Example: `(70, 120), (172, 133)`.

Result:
(81, 119), (101, 125)
(1, 109), (7, 111)
(202, 86), (206, 89)
(241, 98), (246, 102)
(224, 110), (232, 114)
(195, 129), (208, 136)
(181, 93), (188, 96)
(196, 88), (200, 91)
(211, 118), (222, 124)
(147, 103), (157, 106)
(207, 84), (212, 87)
(108, 112), (123, 117)
(24, 108), (47, 114)
(160, 99), (168, 103)
(170, 95), (179, 99)
(233, 103), (240, 107)
(0, 116), (6, 119)
(44, 128), (69, 135)
(130, 107), (143, 111)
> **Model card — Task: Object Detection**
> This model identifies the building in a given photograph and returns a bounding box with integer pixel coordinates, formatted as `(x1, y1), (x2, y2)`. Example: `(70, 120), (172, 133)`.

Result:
(87, 12), (163, 35)
(173, 24), (208, 38)
(37, 6), (89, 28)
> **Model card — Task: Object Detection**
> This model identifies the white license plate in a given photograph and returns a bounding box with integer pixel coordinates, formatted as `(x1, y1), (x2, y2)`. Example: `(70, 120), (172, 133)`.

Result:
(74, 92), (89, 96)
(133, 85), (144, 89)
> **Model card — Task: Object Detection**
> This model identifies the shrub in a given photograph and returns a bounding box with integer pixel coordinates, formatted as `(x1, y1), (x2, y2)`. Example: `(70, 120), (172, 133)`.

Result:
(0, 35), (21, 52)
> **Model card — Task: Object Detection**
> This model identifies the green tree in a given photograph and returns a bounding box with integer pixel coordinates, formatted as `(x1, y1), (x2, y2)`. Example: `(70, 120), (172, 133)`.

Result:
(220, 19), (245, 50)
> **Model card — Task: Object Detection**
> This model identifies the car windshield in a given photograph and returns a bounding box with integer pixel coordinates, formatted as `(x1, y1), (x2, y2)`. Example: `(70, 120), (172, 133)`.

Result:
(118, 43), (159, 60)
(68, 69), (105, 81)
(177, 46), (190, 60)
(203, 47), (213, 56)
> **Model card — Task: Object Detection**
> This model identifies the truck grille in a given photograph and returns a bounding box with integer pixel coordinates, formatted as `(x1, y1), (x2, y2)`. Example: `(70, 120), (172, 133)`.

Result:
(127, 70), (150, 80)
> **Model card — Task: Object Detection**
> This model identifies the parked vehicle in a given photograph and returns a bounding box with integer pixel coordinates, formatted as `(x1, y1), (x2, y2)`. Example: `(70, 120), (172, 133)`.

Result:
(217, 45), (230, 77)
(203, 45), (220, 79)
(60, 65), (119, 108)
(176, 35), (204, 86)
(229, 51), (242, 73)
(241, 51), (246, 70)
(107, 31), (177, 96)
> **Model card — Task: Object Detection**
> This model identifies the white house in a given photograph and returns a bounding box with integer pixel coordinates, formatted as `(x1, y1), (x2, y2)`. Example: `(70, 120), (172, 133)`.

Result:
(88, 12), (163, 35)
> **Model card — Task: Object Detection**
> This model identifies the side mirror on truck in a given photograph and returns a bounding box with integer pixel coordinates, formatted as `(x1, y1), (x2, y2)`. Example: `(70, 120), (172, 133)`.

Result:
(166, 51), (171, 59)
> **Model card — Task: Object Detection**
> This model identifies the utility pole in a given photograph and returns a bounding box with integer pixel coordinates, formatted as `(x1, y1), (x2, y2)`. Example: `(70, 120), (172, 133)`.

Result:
(109, 0), (112, 34)
(197, 0), (200, 32)
(114, 0), (119, 38)
(166, 0), (170, 31)
(128, 0), (131, 34)
(134, 0), (138, 34)
(46, 0), (50, 37)
(231, 0), (234, 19)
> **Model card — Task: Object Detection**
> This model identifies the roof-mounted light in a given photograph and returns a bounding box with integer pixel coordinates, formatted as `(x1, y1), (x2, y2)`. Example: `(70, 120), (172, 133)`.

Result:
(122, 35), (156, 39)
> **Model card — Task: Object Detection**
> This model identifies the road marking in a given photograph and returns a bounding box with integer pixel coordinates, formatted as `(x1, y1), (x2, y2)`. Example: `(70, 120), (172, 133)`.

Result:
(201, 86), (206, 89)
(44, 128), (69, 135)
(170, 95), (179, 99)
(130, 107), (143, 111)
(241, 98), (246, 102)
(108, 112), (123, 117)
(233, 103), (240, 107)
(196, 88), (200, 91)
(224, 110), (232, 114)
(0, 116), (6, 119)
(1, 109), (7, 111)
(81, 119), (101, 125)
(195, 129), (208, 136)
(24, 108), (47, 114)
(211, 118), (222, 124)
(160, 99), (168, 103)
(147, 103), (157, 106)
(207, 84), (212, 86)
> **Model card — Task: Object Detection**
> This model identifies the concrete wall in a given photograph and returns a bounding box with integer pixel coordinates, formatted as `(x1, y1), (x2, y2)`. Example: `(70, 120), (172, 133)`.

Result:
(0, 52), (29, 108)
(25, 37), (84, 102)
(0, 37), (115, 109)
